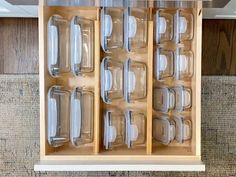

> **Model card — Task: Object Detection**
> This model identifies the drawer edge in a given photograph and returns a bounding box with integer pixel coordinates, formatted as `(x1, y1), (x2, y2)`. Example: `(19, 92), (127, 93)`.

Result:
(34, 160), (205, 171)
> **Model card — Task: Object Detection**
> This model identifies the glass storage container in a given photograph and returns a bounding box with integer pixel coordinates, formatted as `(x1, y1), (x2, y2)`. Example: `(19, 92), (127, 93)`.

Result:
(155, 10), (173, 44)
(48, 15), (70, 77)
(124, 7), (148, 52)
(70, 88), (94, 147)
(101, 57), (124, 104)
(47, 86), (70, 147)
(153, 116), (176, 145)
(173, 85), (192, 112)
(70, 16), (94, 76)
(173, 115), (192, 143)
(104, 109), (125, 150)
(124, 58), (147, 103)
(125, 110), (146, 148)
(153, 86), (175, 113)
(154, 48), (174, 80)
(175, 10), (194, 43)
(174, 48), (194, 80)
(101, 7), (124, 52)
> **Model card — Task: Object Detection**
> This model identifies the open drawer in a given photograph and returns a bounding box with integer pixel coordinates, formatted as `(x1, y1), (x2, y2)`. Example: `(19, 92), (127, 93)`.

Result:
(35, 0), (205, 171)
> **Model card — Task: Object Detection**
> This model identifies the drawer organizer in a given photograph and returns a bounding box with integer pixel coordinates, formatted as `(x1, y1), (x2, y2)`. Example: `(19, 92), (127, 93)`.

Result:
(35, 0), (205, 171)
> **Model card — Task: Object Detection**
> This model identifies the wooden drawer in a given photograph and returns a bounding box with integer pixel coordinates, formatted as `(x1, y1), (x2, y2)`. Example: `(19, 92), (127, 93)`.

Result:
(35, 0), (205, 171)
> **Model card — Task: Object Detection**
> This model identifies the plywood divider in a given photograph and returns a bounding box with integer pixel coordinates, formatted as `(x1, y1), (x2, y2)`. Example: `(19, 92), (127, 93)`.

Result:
(146, 21), (154, 155)
(94, 20), (101, 154)
(193, 1), (202, 156)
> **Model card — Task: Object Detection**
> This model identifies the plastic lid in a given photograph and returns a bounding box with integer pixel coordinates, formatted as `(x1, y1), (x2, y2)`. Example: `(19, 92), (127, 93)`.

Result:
(71, 20), (82, 66)
(125, 111), (139, 148)
(159, 17), (167, 34)
(128, 16), (137, 38)
(159, 54), (168, 71)
(128, 71), (136, 93)
(108, 126), (117, 143)
(48, 97), (57, 137)
(71, 97), (81, 139)
(48, 25), (58, 66)
(169, 90), (175, 109)
(179, 16), (187, 34)
(179, 54), (188, 72)
(104, 14), (113, 37)
(104, 69), (113, 91)
(184, 89), (191, 107)
(130, 124), (138, 141)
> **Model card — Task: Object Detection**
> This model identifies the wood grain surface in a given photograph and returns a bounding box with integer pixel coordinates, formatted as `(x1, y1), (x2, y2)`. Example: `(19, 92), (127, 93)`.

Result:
(0, 18), (235, 75)
(202, 19), (236, 75)
(0, 18), (38, 74)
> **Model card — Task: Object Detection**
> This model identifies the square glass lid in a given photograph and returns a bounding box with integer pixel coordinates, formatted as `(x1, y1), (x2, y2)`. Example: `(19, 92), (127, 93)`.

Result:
(173, 85), (192, 111)
(175, 9), (194, 43)
(153, 86), (175, 113)
(155, 9), (173, 44)
(101, 57), (124, 104)
(153, 116), (176, 145)
(124, 58), (147, 103)
(47, 86), (70, 147)
(174, 115), (192, 143)
(154, 48), (174, 80)
(104, 109), (125, 150)
(70, 88), (94, 147)
(125, 110), (146, 148)
(70, 16), (94, 76)
(48, 15), (70, 77)
(101, 7), (124, 52)
(124, 7), (148, 52)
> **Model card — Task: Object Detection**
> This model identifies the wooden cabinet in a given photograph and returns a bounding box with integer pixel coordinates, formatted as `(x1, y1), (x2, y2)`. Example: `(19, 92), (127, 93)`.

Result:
(35, 0), (205, 171)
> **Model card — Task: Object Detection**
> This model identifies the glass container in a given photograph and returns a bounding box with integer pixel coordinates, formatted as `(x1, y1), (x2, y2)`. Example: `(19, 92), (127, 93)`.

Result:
(48, 15), (70, 77)
(101, 57), (124, 104)
(70, 88), (94, 147)
(153, 86), (175, 113)
(125, 110), (146, 148)
(124, 7), (148, 52)
(70, 16), (94, 76)
(101, 7), (124, 52)
(47, 86), (70, 147)
(124, 58), (147, 103)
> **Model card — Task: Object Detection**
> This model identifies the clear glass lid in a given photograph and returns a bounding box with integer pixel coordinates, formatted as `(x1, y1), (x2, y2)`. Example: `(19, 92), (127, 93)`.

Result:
(70, 16), (94, 76)
(153, 86), (175, 113)
(173, 85), (192, 111)
(101, 57), (124, 104)
(101, 7), (124, 52)
(173, 115), (192, 143)
(125, 110), (146, 148)
(154, 48), (174, 80)
(124, 58), (147, 103)
(48, 15), (70, 77)
(155, 9), (173, 44)
(175, 48), (194, 80)
(104, 109), (125, 150)
(153, 116), (176, 145)
(70, 88), (94, 147)
(175, 9), (194, 43)
(124, 7), (148, 52)
(47, 86), (70, 147)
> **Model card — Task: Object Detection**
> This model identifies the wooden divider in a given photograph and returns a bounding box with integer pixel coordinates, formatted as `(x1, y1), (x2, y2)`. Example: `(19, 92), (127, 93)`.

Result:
(94, 19), (101, 154)
(146, 21), (154, 155)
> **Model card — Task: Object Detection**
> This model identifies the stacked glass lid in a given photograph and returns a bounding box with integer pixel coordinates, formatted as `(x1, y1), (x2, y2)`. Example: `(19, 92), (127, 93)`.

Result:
(46, 13), (95, 148)
(153, 7), (194, 146)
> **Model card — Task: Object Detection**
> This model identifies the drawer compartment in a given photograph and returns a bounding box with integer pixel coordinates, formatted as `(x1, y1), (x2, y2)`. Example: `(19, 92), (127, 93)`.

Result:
(35, 0), (204, 171)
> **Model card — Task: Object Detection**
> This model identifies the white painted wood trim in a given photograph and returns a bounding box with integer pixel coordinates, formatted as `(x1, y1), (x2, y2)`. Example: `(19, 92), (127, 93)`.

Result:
(34, 160), (205, 171)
